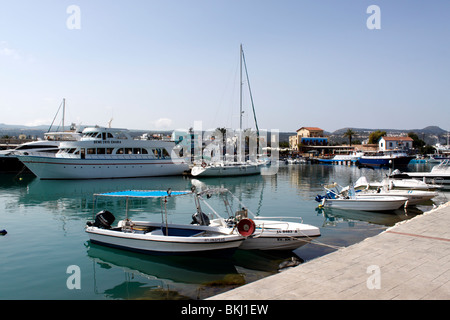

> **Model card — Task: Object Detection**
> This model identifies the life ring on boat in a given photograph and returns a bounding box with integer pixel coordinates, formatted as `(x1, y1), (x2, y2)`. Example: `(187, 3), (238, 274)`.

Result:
(201, 162), (207, 168)
(237, 218), (256, 237)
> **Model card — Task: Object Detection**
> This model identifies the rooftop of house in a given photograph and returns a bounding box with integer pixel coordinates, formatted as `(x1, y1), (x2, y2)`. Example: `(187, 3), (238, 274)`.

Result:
(381, 136), (414, 141)
(297, 127), (323, 132)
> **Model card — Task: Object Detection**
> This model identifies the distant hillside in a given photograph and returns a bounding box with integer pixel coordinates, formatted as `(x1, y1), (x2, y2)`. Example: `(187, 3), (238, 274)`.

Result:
(0, 123), (447, 146)
(329, 126), (448, 145)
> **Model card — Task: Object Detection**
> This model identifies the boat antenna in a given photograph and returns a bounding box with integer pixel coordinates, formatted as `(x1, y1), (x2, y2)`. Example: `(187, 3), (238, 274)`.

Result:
(48, 99), (65, 132)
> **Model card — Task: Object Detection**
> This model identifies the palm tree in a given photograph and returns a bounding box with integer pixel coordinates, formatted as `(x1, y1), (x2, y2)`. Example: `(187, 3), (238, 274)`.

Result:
(344, 129), (356, 146)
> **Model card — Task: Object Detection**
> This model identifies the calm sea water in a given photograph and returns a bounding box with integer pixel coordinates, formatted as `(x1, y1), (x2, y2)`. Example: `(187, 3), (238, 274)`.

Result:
(0, 162), (447, 300)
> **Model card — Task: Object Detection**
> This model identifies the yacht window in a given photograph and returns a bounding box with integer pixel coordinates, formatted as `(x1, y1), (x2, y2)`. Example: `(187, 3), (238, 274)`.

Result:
(107, 133), (114, 139)
(16, 144), (57, 150)
(87, 148), (96, 154)
(162, 149), (170, 158)
(97, 148), (106, 154)
(106, 148), (114, 154)
(125, 148), (133, 154)
(142, 148), (148, 154)
(133, 148), (141, 154)
(116, 148), (124, 154)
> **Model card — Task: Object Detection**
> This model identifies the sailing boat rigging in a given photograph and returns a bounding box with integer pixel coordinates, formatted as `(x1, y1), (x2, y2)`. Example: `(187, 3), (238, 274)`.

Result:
(191, 44), (266, 177)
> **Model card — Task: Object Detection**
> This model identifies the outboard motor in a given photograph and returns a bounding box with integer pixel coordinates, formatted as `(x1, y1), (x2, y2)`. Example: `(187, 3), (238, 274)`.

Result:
(90, 210), (115, 229)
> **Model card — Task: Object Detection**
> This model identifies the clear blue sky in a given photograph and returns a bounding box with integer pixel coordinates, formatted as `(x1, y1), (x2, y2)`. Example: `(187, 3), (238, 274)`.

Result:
(0, 0), (449, 133)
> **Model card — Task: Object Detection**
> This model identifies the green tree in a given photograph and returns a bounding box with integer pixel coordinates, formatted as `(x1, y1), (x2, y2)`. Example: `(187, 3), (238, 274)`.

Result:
(407, 132), (425, 149)
(343, 129), (356, 146)
(368, 130), (386, 144)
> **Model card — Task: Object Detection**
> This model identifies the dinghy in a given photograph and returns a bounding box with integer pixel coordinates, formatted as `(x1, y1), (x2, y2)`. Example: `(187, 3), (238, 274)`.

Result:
(85, 189), (248, 257)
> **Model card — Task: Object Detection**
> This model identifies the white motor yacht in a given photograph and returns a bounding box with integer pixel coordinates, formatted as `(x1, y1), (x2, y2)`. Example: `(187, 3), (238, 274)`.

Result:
(17, 126), (189, 179)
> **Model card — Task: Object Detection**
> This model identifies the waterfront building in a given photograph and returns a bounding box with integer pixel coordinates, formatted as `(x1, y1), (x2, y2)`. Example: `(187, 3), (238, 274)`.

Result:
(378, 136), (413, 152)
(289, 127), (328, 151)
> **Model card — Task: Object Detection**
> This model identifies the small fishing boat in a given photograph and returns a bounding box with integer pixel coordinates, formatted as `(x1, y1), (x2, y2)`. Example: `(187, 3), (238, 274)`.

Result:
(196, 188), (321, 251)
(315, 183), (408, 212)
(85, 189), (248, 256)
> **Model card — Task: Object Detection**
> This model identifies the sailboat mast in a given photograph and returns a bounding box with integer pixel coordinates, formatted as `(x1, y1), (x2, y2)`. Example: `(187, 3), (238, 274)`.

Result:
(239, 44), (243, 132)
(62, 98), (65, 131)
(241, 48), (260, 140)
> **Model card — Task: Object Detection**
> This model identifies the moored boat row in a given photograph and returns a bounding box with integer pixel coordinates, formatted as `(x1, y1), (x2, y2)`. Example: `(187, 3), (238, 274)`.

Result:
(85, 187), (321, 256)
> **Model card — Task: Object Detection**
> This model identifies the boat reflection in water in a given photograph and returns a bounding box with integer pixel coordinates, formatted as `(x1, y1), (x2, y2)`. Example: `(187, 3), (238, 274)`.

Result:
(317, 205), (425, 228)
(86, 242), (302, 300)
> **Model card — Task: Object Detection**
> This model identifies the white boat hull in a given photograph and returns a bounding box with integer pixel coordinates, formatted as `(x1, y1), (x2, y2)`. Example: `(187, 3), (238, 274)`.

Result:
(19, 155), (189, 179)
(210, 218), (321, 251)
(322, 196), (408, 211)
(356, 190), (437, 205)
(86, 222), (244, 256)
(240, 219), (321, 250)
(191, 163), (262, 177)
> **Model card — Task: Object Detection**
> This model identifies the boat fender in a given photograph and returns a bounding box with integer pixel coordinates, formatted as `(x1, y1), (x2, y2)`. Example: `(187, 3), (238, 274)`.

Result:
(237, 218), (256, 237)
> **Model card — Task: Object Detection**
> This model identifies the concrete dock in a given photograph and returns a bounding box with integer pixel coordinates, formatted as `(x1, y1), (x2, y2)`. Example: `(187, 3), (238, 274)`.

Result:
(209, 202), (450, 300)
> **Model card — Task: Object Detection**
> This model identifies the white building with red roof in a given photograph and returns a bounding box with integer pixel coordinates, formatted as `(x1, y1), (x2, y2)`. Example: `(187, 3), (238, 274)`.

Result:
(378, 136), (413, 151)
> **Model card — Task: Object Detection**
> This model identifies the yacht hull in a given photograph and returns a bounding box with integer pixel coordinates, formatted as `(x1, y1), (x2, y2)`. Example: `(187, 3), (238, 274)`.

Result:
(322, 196), (408, 211)
(191, 163), (262, 177)
(18, 155), (189, 179)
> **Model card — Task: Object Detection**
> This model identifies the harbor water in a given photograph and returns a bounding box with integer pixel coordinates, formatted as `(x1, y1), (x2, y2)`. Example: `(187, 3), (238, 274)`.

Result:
(0, 162), (447, 300)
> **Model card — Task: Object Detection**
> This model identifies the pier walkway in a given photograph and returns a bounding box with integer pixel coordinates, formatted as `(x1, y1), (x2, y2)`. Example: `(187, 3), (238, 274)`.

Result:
(209, 202), (450, 300)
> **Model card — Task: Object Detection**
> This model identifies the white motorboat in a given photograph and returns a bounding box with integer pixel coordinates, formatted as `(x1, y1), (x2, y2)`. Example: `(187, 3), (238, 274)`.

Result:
(315, 184), (408, 212)
(196, 187), (321, 251)
(354, 173), (443, 191)
(17, 126), (189, 179)
(393, 160), (450, 189)
(341, 177), (438, 206)
(0, 131), (81, 173)
(85, 189), (248, 256)
(318, 195), (408, 211)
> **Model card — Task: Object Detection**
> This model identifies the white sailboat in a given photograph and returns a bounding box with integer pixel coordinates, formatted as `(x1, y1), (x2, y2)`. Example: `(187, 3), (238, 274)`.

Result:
(191, 44), (266, 177)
